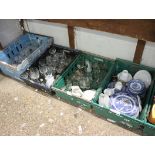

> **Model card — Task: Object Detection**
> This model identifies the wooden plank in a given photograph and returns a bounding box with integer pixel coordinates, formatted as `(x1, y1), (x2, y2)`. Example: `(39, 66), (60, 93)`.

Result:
(68, 25), (75, 48)
(42, 19), (155, 42)
(133, 40), (146, 64)
(0, 42), (3, 50)
(19, 19), (26, 34)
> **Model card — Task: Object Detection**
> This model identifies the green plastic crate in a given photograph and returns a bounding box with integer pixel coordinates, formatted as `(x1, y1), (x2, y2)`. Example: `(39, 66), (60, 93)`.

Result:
(91, 58), (155, 135)
(143, 82), (155, 135)
(52, 52), (114, 110)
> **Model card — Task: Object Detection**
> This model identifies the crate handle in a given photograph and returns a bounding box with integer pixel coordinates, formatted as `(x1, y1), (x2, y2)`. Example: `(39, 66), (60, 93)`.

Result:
(94, 57), (103, 62)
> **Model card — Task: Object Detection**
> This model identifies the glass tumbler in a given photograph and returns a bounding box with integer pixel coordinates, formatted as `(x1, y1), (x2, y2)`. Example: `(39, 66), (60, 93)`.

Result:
(29, 67), (40, 80)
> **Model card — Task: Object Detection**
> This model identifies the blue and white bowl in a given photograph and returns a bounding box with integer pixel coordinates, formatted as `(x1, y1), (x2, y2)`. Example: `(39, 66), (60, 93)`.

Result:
(110, 92), (140, 117)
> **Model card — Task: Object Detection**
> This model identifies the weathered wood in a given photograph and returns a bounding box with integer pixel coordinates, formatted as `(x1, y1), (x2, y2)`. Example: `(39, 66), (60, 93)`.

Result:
(0, 42), (3, 50)
(42, 19), (155, 42)
(19, 19), (26, 34)
(68, 26), (75, 48)
(133, 40), (146, 64)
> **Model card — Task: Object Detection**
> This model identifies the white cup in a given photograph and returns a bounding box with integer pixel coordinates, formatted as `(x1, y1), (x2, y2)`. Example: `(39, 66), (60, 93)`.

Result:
(99, 93), (110, 108)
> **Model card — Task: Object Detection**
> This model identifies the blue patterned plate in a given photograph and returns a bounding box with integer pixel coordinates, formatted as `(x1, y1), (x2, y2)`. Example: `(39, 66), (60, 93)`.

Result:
(110, 92), (140, 117)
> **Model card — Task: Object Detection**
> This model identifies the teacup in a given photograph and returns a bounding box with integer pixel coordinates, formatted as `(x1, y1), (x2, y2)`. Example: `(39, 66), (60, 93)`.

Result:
(117, 70), (132, 83)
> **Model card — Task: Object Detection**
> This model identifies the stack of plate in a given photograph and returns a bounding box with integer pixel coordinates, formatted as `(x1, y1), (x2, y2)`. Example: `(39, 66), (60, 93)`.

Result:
(110, 92), (141, 118)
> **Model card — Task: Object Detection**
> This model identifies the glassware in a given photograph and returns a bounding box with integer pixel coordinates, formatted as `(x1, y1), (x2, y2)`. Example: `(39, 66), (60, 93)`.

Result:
(46, 55), (53, 65)
(62, 50), (67, 59)
(66, 79), (72, 91)
(38, 59), (46, 67)
(79, 76), (91, 90)
(21, 71), (29, 79)
(29, 67), (40, 80)
(85, 59), (92, 73)
(49, 47), (56, 55)
(51, 59), (58, 68)
(57, 66), (64, 74)
(39, 65), (48, 75)
(47, 66), (56, 76)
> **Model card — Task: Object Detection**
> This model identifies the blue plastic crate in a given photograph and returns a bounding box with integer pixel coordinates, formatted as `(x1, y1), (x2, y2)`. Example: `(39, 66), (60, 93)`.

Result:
(0, 33), (53, 80)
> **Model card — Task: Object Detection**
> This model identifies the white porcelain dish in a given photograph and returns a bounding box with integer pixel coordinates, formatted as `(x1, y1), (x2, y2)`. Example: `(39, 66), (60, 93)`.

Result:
(133, 70), (152, 88)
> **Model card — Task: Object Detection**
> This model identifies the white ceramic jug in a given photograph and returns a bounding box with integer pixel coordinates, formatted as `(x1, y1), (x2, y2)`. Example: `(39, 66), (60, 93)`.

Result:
(99, 93), (110, 108)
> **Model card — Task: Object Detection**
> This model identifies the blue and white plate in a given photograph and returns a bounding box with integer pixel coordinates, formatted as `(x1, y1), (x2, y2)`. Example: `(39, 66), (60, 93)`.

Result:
(110, 92), (140, 117)
(126, 79), (146, 96)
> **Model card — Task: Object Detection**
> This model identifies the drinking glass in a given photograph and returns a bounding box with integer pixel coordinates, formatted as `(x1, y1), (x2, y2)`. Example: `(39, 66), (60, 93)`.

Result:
(29, 67), (40, 80)
(49, 47), (56, 55)
(38, 59), (46, 67)
(79, 76), (91, 90)
(39, 65), (48, 75)
(46, 55), (53, 65)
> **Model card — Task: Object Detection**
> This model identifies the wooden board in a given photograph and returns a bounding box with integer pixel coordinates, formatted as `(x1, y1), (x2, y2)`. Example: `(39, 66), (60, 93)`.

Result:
(0, 42), (3, 50)
(133, 40), (146, 64)
(42, 19), (155, 42)
(68, 26), (75, 48)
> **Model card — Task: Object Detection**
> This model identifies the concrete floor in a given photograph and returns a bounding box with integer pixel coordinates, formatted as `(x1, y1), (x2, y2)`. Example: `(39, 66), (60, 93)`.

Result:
(0, 74), (139, 136)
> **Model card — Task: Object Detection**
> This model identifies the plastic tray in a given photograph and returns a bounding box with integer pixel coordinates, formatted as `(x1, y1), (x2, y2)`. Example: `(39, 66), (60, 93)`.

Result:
(91, 58), (155, 134)
(20, 44), (79, 93)
(53, 52), (114, 110)
(143, 82), (155, 135)
(0, 33), (53, 80)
